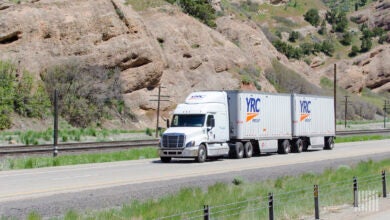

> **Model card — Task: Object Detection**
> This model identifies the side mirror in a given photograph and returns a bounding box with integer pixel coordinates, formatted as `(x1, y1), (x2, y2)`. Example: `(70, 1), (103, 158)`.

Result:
(208, 118), (215, 128)
(166, 119), (170, 128)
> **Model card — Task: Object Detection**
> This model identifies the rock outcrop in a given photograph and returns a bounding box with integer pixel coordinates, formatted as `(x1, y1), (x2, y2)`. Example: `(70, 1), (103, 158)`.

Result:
(320, 45), (390, 93)
(0, 0), (388, 129)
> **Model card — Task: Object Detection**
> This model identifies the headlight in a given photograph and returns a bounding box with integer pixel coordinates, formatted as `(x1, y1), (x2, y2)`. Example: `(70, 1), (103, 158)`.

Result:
(185, 140), (195, 147)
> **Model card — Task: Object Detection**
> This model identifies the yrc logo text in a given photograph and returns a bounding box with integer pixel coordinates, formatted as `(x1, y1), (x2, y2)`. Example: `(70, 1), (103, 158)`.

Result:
(246, 97), (261, 122)
(299, 100), (311, 122)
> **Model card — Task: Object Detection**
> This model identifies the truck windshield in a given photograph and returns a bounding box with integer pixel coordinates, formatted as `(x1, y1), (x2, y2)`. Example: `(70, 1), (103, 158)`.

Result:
(171, 114), (205, 127)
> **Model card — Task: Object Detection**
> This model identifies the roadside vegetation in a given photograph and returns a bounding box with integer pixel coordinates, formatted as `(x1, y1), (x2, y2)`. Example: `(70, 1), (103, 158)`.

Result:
(336, 135), (390, 143)
(0, 126), (154, 146)
(0, 147), (158, 171)
(0, 60), (51, 130)
(22, 158), (390, 219)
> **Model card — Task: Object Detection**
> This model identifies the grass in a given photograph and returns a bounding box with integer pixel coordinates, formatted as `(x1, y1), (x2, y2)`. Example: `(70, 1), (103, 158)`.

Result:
(22, 158), (390, 219)
(125, 0), (168, 11)
(0, 147), (158, 170)
(0, 128), (152, 145)
(336, 135), (390, 143)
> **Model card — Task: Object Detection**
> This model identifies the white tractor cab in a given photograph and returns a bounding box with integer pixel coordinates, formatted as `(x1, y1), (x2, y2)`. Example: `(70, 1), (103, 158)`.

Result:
(159, 91), (230, 163)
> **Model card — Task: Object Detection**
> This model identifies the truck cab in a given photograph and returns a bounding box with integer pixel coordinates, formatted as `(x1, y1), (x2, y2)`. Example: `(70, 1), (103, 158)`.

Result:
(159, 91), (230, 163)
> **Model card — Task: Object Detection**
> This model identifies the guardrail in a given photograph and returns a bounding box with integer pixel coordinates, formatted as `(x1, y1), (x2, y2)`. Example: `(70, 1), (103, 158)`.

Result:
(157, 171), (388, 220)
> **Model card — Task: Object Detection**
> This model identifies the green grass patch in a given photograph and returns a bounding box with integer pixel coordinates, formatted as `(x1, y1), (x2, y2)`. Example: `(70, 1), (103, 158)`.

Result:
(336, 135), (390, 143)
(0, 147), (158, 170)
(0, 128), (149, 145)
(125, 0), (168, 11)
(23, 158), (390, 219)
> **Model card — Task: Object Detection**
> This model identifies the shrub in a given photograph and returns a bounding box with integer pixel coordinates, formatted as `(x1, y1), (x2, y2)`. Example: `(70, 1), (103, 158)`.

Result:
(304, 8), (320, 27)
(288, 31), (299, 42)
(265, 59), (321, 94)
(321, 40), (335, 56)
(14, 71), (51, 118)
(349, 45), (360, 57)
(360, 37), (372, 52)
(340, 31), (352, 45)
(318, 20), (327, 35)
(0, 61), (15, 129)
(42, 63), (127, 127)
(166, 0), (217, 27)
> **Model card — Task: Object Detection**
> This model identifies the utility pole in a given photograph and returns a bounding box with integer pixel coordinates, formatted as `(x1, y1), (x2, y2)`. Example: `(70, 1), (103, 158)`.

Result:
(333, 64), (337, 132)
(150, 85), (170, 137)
(341, 95), (352, 128)
(384, 100), (389, 128)
(53, 89), (58, 157)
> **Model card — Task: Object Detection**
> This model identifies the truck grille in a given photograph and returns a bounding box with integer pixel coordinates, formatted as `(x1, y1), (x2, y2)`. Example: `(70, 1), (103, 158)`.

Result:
(162, 134), (185, 148)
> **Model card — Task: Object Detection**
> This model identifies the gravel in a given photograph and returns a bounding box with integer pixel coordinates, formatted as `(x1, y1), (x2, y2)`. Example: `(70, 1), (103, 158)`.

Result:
(1, 152), (390, 219)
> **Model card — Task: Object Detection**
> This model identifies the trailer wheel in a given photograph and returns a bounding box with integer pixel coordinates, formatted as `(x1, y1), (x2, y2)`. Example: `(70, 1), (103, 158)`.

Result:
(244, 142), (253, 158)
(196, 144), (207, 163)
(160, 157), (171, 163)
(235, 142), (244, 159)
(324, 137), (334, 150)
(294, 139), (303, 153)
(279, 139), (291, 154)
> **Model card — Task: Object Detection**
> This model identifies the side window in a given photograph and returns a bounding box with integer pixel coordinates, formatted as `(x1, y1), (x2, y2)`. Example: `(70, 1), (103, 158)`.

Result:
(172, 115), (179, 126)
(207, 115), (214, 127)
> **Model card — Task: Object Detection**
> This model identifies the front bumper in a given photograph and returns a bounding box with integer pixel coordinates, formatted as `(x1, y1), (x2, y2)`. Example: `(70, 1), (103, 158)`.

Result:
(159, 146), (198, 158)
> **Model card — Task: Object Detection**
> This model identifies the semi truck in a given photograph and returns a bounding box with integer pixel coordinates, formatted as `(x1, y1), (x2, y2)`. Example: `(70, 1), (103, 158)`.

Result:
(159, 90), (335, 163)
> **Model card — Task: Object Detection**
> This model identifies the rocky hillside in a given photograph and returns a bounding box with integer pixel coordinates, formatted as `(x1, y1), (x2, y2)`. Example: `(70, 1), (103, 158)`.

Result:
(0, 0), (389, 130)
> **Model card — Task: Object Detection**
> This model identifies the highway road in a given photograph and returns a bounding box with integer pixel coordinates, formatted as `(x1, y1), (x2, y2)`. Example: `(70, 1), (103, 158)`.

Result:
(1, 139), (390, 218)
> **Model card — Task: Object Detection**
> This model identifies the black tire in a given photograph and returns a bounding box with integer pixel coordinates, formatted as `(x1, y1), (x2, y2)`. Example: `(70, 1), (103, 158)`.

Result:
(279, 139), (291, 154)
(235, 142), (244, 159)
(160, 157), (171, 163)
(294, 139), (303, 153)
(324, 137), (334, 150)
(303, 141), (309, 152)
(196, 144), (207, 163)
(244, 142), (253, 158)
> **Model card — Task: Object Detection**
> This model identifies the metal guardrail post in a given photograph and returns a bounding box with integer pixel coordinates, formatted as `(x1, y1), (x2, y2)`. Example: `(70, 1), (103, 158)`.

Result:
(353, 176), (358, 207)
(203, 205), (209, 220)
(268, 192), (274, 220)
(314, 185), (320, 220)
(382, 170), (387, 198)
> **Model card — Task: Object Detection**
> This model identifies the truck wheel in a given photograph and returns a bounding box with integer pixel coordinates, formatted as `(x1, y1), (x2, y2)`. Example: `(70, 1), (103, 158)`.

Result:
(294, 139), (303, 153)
(324, 137), (334, 150)
(279, 139), (291, 154)
(244, 142), (253, 158)
(160, 157), (171, 163)
(235, 142), (244, 159)
(196, 144), (207, 163)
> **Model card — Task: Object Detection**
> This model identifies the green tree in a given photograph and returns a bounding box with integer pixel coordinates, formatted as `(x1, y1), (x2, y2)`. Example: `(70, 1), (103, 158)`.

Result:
(299, 42), (313, 55)
(168, 0), (217, 27)
(349, 45), (360, 57)
(360, 37), (372, 52)
(325, 8), (337, 24)
(321, 40), (335, 56)
(288, 31), (299, 42)
(318, 19), (327, 35)
(340, 31), (352, 45)
(335, 12), (348, 32)
(304, 8), (320, 27)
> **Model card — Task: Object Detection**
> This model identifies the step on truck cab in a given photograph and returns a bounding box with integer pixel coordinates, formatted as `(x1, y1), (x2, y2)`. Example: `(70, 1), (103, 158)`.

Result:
(159, 91), (335, 163)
